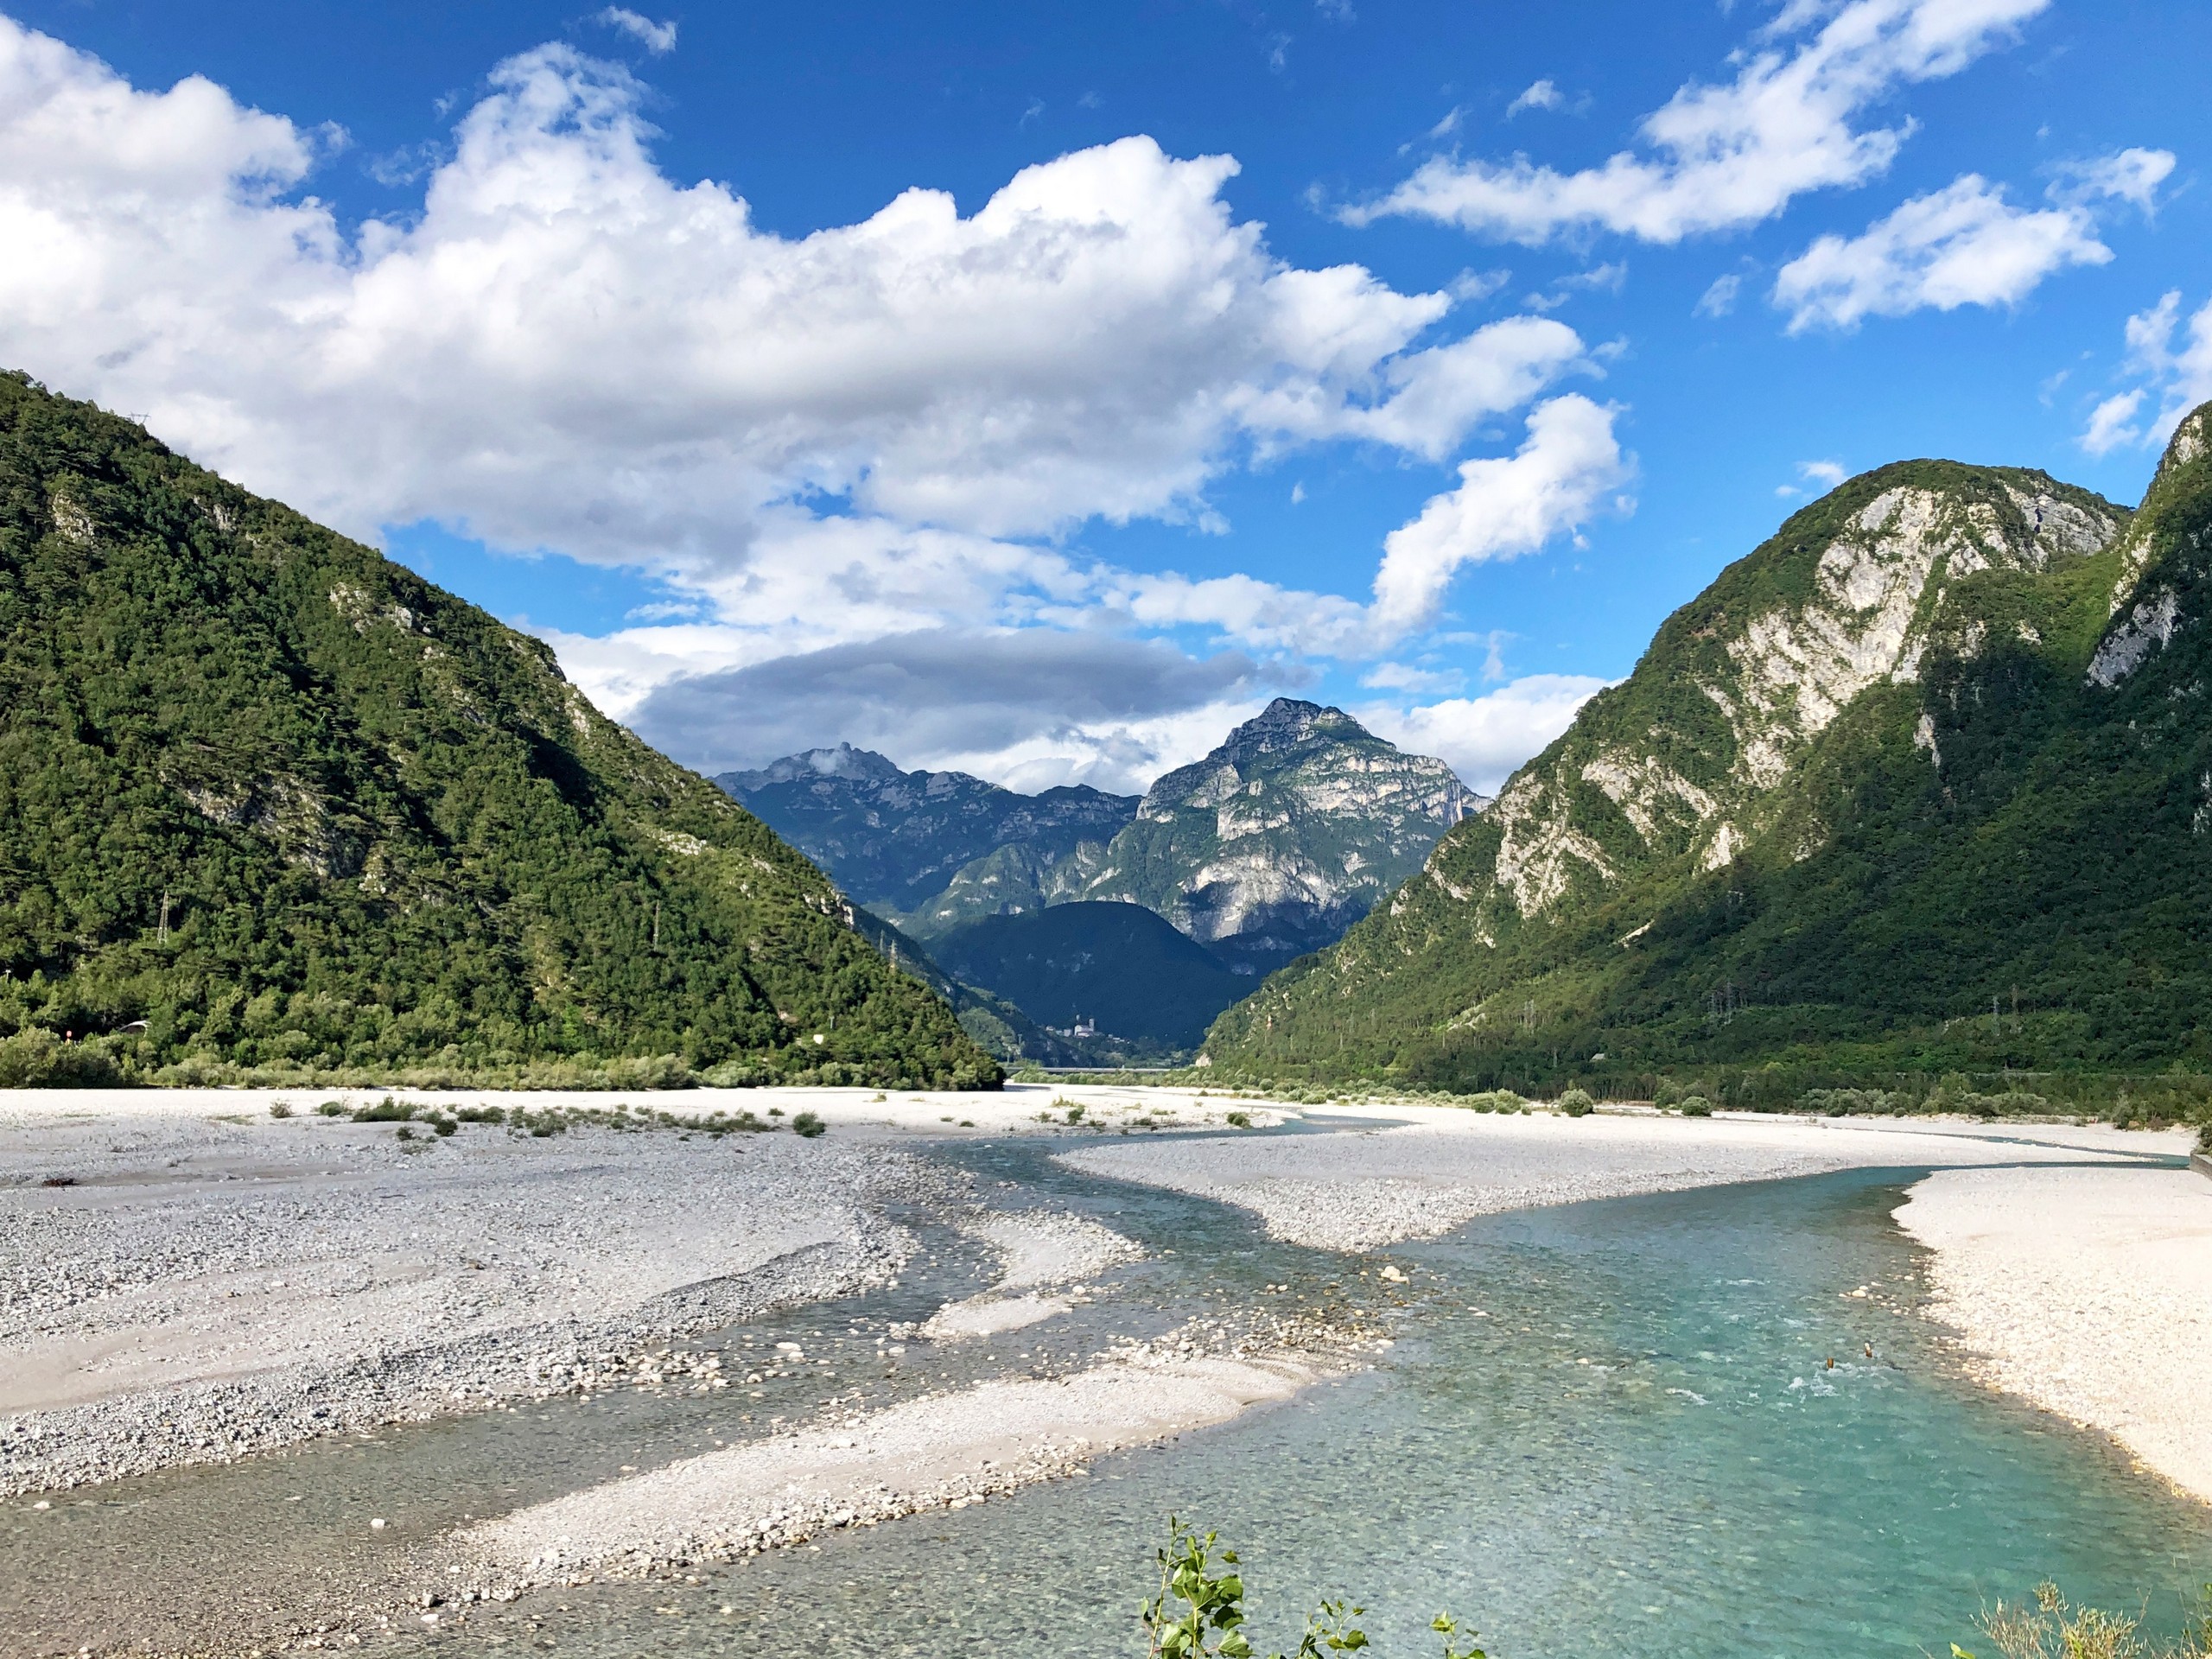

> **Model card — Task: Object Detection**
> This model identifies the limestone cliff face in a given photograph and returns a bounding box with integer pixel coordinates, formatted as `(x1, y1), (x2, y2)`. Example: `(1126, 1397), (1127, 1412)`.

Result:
(1204, 430), (2212, 1082)
(903, 701), (1479, 969)
(1065, 700), (1480, 972)
(1411, 463), (2128, 944)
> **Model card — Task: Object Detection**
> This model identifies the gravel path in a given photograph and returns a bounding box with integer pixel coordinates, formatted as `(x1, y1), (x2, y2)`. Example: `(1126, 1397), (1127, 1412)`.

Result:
(1895, 1164), (2212, 1506)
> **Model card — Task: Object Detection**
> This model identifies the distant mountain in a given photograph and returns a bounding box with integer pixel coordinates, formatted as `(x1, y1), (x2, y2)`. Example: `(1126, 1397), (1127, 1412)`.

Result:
(1067, 699), (1483, 974)
(1208, 416), (2212, 1092)
(0, 372), (998, 1090)
(717, 745), (1137, 915)
(845, 904), (1153, 1069)
(927, 901), (1246, 1052)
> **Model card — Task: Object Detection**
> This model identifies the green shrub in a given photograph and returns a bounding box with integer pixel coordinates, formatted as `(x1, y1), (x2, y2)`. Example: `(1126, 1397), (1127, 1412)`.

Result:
(1558, 1087), (1595, 1117)
(791, 1110), (826, 1138)
(0, 1029), (123, 1088)
(268, 1100), (294, 1119)
(315, 1100), (346, 1116)
(1225, 1109), (1253, 1128)
(1460, 1089), (1524, 1114)
(1678, 1095), (1713, 1116)
(352, 1096), (415, 1122)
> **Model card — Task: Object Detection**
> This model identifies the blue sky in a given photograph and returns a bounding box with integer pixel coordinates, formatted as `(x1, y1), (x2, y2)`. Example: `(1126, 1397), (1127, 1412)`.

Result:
(2, 0), (2205, 792)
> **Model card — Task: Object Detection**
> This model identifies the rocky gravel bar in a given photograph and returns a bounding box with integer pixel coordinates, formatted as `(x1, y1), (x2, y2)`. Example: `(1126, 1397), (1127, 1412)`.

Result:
(0, 1093), (963, 1497)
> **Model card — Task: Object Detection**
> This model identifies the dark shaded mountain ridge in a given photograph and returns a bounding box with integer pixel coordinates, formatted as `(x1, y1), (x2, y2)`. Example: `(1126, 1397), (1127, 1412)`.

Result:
(723, 702), (1482, 1058)
(0, 372), (999, 1089)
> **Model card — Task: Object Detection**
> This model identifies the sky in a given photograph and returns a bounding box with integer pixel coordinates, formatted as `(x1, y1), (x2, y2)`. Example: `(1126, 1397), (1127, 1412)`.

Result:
(2, 0), (2206, 796)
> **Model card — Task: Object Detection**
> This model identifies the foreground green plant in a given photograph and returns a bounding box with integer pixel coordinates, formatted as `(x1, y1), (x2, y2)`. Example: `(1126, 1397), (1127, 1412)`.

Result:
(1142, 1519), (1481, 1659)
(1956, 1582), (2212, 1659)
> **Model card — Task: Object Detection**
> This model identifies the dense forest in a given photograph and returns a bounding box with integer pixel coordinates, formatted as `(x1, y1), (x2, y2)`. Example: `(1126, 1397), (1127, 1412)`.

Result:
(0, 372), (999, 1089)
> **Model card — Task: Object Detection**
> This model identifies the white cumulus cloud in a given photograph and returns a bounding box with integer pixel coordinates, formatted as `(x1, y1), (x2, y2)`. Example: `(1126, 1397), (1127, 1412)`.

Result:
(2080, 289), (2212, 456)
(0, 14), (1626, 787)
(1773, 149), (2169, 334)
(1358, 673), (1611, 795)
(596, 9), (677, 54)
(1771, 174), (2111, 332)
(1370, 395), (1631, 634)
(1506, 79), (1565, 118)
(1348, 0), (2048, 245)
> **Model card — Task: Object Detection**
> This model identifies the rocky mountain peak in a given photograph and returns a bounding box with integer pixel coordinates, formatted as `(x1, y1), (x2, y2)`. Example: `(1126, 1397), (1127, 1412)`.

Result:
(1215, 697), (1365, 763)
(2162, 401), (2211, 476)
(719, 742), (907, 791)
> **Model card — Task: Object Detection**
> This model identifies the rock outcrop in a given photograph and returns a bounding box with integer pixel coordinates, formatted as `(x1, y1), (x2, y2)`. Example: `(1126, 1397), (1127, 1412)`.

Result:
(1204, 425), (2212, 1085)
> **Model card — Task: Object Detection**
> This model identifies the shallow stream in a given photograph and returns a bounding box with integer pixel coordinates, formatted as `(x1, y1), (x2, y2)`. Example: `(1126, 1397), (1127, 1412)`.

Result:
(9, 1136), (2209, 1658)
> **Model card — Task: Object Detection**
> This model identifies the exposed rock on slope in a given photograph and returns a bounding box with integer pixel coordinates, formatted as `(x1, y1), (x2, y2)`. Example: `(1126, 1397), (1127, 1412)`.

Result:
(718, 746), (1136, 916)
(0, 372), (997, 1088)
(1069, 700), (1481, 974)
(1205, 428), (2212, 1084)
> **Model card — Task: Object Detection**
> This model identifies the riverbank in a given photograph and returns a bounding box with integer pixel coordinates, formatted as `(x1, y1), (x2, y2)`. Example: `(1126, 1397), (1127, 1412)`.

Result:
(1061, 1108), (2181, 1250)
(0, 1096), (950, 1495)
(1895, 1164), (2212, 1507)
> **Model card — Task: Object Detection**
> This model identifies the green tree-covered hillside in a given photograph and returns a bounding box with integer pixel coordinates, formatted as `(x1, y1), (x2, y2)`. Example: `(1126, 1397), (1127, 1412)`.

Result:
(0, 372), (999, 1089)
(1208, 412), (2212, 1093)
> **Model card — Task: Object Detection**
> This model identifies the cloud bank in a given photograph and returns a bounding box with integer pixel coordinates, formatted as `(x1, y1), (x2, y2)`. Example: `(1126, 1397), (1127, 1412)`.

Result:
(0, 15), (1624, 791)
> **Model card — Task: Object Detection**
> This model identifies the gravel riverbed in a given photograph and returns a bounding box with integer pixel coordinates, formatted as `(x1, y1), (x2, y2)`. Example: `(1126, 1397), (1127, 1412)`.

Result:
(0, 1098), (959, 1496)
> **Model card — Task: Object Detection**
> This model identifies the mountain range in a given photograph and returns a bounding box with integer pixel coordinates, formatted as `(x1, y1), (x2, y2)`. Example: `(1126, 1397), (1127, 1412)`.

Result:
(715, 746), (1138, 916)
(1206, 404), (2212, 1096)
(722, 700), (1482, 1058)
(0, 372), (998, 1090)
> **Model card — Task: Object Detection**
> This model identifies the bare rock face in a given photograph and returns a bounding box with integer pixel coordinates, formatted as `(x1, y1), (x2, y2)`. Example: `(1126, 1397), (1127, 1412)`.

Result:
(718, 746), (1138, 916)
(1203, 427), (2212, 1078)
(1427, 463), (2128, 944)
(1067, 700), (1483, 974)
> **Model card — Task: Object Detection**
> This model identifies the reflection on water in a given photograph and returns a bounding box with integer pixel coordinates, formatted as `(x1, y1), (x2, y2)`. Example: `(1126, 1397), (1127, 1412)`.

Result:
(10, 1150), (2210, 1658)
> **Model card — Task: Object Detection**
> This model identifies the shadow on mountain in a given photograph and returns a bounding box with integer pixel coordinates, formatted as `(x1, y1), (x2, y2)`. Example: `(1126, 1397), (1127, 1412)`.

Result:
(926, 902), (1244, 1052)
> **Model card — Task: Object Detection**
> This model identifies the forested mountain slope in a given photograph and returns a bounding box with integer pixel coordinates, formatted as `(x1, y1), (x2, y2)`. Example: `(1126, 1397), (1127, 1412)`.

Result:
(0, 372), (998, 1088)
(1207, 416), (2212, 1090)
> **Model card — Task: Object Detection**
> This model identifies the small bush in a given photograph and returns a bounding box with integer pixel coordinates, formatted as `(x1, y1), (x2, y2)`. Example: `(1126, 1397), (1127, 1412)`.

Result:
(315, 1100), (346, 1116)
(1678, 1095), (1713, 1117)
(1963, 1580), (2211, 1659)
(268, 1100), (294, 1119)
(1461, 1089), (1524, 1114)
(395, 1124), (416, 1141)
(352, 1096), (416, 1122)
(791, 1109), (826, 1138)
(0, 1028), (123, 1088)
(1225, 1109), (1253, 1128)
(1558, 1087), (1595, 1117)
(454, 1105), (506, 1124)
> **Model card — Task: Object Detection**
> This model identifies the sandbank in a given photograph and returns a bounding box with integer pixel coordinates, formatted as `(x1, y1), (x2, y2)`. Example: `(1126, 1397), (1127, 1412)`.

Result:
(458, 1350), (1322, 1592)
(1895, 1163), (2212, 1505)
